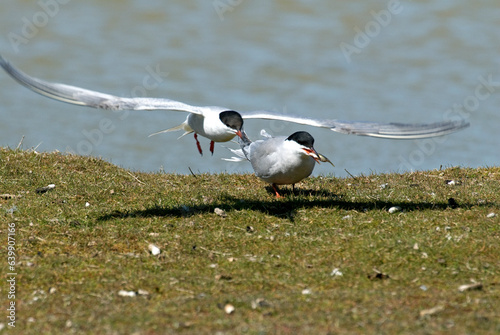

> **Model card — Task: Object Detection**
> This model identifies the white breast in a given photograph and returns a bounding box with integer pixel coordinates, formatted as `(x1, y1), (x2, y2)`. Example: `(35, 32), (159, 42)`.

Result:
(187, 113), (236, 142)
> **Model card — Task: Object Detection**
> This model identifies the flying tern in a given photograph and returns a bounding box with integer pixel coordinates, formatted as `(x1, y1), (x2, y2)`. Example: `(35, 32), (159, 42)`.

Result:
(0, 55), (469, 156)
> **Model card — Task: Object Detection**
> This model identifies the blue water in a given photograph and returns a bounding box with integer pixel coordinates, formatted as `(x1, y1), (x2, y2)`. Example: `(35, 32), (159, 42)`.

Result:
(1, 0), (499, 177)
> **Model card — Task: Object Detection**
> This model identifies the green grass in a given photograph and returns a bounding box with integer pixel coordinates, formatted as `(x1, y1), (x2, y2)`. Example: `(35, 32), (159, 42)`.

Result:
(1, 147), (499, 334)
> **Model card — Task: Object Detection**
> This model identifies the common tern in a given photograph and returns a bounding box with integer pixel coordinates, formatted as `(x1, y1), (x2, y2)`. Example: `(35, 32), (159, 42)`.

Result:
(0, 55), (469, 156)
(228, 130), (333, 197)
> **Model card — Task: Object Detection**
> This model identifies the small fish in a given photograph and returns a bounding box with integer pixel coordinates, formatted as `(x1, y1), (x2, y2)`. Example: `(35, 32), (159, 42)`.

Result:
(318, 153), (334, 167)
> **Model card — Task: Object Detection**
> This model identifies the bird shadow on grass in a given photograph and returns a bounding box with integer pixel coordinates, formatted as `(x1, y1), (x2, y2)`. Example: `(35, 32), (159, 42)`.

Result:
(97, 190), (484, 223)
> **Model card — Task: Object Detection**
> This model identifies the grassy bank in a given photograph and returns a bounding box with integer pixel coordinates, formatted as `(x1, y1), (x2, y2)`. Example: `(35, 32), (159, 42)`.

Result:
(1, 148), (499, 334)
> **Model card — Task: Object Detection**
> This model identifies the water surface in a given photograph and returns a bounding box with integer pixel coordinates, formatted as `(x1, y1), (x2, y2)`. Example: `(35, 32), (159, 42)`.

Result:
(1, 1), (499, 177)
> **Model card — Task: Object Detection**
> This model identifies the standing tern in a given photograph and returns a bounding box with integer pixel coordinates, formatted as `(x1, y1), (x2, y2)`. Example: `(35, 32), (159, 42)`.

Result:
(0, 55), (469, 156)
(228, 130), (334, 197)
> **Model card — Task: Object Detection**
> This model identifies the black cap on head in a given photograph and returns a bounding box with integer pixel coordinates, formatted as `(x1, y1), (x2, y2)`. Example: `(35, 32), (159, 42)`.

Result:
(219, 110), (243, 131)
(286, 131), (315, 148)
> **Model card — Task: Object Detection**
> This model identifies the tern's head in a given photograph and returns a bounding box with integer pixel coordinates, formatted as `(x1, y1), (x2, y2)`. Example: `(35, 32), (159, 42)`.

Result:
(220, 110), (244, 138)
(286, 131), (321, 162)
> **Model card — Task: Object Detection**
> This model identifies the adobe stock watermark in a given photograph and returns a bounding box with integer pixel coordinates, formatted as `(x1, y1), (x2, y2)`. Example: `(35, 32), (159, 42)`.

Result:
(264, 105), (290, 136)
(66, 64), (169, 156)
(398, 74), (499, 171)
(213, 0), (246, 21)
(339, 0), (403, 64)
(8, 0), (73, 53)
(6, 222), (17, 328)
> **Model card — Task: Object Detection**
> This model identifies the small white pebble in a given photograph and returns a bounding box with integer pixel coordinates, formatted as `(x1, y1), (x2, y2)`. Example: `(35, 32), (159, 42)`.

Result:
(487, 213), (496, 218)
(137, 289), (149, 296)
(251, 298), (269, 309)
(420, 305), (444, 318)
(224, 304), (235, 314)
(447, 180), (456, 185)
(148, 244), (161, 256)
(458, 282), (483, 292)
(330, 268), (343, 277)
(85, 202), (90, 207)
(118, 290), (137, 297)
(388, 206), (401, 214)
(214, 207), (227, 218)
(301, 288), (312, 295)
(413, 243), (419, 250)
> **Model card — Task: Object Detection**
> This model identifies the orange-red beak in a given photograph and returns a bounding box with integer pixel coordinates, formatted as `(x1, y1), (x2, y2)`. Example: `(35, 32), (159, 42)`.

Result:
(303, 148), (321, 163)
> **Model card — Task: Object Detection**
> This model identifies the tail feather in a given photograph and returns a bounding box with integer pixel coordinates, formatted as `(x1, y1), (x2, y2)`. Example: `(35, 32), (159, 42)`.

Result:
(223, 130), (253, 163)
(222, 146), (247, 162)
(259, 129), (273, 138)
(223, 129), (272, 163)
(148, 121), (193, 139)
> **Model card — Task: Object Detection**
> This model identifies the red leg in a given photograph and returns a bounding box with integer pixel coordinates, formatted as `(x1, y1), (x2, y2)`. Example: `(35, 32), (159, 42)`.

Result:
(194, 133), (203, 156)
(209, 141), (215, 155)
(272, 184), (282, 198)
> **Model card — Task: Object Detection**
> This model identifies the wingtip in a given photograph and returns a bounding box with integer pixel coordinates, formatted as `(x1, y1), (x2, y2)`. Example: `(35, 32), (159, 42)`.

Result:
(0, 54), (10, 68)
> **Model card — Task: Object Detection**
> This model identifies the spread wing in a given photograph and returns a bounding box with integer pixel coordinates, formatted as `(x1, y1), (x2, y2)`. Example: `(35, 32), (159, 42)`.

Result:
(241, 111), (469, 139)
(0, 55), (205, 114)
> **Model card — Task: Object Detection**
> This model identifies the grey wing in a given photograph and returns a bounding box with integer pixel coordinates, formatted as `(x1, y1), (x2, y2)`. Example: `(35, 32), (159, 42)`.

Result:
(242, 111), (329, 128)
(247, 137), (284, 162)
(241, 110), (469, 139)
(326, 119), (470, 139)
(246, 137), (287, 178)
(0, 55), (203, 114)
